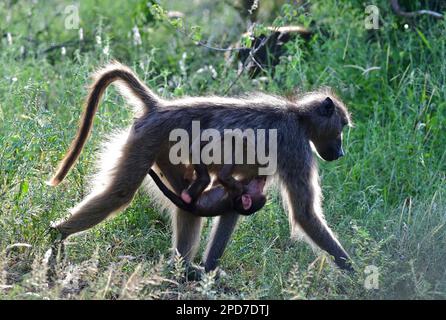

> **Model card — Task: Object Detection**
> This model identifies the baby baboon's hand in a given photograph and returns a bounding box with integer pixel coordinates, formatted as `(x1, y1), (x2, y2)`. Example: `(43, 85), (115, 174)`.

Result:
(181, 190), (192, 203)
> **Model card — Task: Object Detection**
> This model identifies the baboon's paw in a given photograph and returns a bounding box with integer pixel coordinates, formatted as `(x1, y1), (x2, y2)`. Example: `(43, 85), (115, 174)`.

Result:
(45, 225), (64, 244)
(185, 263), (205, 282)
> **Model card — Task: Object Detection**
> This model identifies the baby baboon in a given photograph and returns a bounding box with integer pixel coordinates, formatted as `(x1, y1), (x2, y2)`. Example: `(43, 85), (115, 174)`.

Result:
(149, 168), (266, 217)
(179, 138), (254, 203)
(49, 61), (353, 273)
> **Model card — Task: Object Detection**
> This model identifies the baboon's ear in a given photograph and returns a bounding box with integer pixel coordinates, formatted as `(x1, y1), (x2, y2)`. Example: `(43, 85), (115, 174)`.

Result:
(318, 97), (334, 117)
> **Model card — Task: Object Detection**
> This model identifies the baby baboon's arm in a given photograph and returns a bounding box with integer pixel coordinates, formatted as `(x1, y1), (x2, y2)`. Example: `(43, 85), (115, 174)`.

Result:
(182, 164), (211, 203)
(217, 163), (244, 195)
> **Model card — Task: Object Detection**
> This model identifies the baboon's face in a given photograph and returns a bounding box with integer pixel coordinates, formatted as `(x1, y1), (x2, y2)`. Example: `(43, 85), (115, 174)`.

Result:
(306, 96), (350, 162)
(313, 133), (344, 162)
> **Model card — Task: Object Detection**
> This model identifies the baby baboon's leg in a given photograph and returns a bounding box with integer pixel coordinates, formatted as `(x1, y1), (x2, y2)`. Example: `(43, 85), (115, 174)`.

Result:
(202, 211), (240, 272)
(182, 137), (211, 201)
(156, 162), (203, 263)
(217, 163), (243, 194)
(55, 136), (159, 239)
(183, 163), (211, 201)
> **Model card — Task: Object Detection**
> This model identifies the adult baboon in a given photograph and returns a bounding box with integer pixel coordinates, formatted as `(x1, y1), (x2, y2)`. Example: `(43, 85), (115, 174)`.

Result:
(48, 61), (353, 273)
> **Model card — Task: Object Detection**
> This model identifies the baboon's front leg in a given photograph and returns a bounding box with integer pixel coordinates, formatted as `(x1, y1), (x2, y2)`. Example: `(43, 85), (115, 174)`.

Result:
(297, 211), (352, 271)
(202, 211), (240, 272)
(172, 208), (203, 262)
(55, 135), (159, 239)
(282, 169), (353, 271)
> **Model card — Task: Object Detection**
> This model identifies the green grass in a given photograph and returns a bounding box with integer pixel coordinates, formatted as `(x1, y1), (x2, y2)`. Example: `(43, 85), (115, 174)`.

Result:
(0, 0), (445, 299)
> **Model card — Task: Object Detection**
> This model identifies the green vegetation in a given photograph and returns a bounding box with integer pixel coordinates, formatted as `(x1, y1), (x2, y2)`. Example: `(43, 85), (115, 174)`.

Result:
(0, 0), (445, 299)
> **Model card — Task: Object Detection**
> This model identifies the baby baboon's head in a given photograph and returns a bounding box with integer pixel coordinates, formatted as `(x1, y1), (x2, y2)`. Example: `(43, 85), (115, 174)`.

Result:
(234, 177), (267, 215)
(298, 92), (352, 161)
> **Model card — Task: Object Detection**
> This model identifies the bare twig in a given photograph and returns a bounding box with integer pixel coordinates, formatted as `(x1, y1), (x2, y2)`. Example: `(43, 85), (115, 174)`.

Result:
(38, 38), (92, 56)
(173, 25), (248, 52)
(248, 48), (267, 73)
(220, 31), (255, 93)
(390, 0), (444, 19)
(223, 59), (248, 95)
(39, 40), (78, 55)
(195, 40), (246, 52)
(223, 35), (269, 94)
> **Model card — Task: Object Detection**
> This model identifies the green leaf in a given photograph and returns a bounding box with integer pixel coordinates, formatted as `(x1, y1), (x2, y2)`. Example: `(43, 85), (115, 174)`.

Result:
(416, 28), (431, 50)
(241, 34), (253, 48)
(191, 25), (202, 42)
(18, 180), (29, 200)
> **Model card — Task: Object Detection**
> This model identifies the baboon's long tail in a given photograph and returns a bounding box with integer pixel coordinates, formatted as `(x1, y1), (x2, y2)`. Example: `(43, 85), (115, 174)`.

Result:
(148, 169), (195, 213)
(48, 61), (159, 186)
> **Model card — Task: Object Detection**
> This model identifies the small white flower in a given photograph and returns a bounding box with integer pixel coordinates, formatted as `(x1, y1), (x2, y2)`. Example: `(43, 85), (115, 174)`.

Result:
(132, 25), (142, 46)
(179, 52), (187, 75)
(61, 46), (66, 56)
(196, 65), (217, 79)
(6, 33), (12, 46)
(208, 65), (217, 79)
(12, 77), (18, 82)
(95, 35), (102, 45)
(103, 44), (109, 55)
(79, 28), (84, 41)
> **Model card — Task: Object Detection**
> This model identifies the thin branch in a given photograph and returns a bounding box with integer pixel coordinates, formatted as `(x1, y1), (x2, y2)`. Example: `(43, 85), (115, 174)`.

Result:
(223, 36), (269, 94)
(223, 59), (247, 95)
(39, 40), (78, 54)
(38, 38), (93, 56)
(195, 39), (246, 52)
(390, 0), (444, 19)
(173, 25), (248, 52)
(248, 48), (267, 73)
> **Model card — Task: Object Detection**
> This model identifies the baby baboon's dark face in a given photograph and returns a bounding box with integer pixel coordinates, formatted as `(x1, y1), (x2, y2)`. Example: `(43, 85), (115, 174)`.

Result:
(304, 96), (350, 162)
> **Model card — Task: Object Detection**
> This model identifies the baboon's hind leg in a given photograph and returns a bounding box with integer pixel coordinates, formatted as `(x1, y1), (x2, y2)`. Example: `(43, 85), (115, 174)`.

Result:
(153, 162), (203, 280)
(55, 136), (159, 239)
(155, 162), (204, 263)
